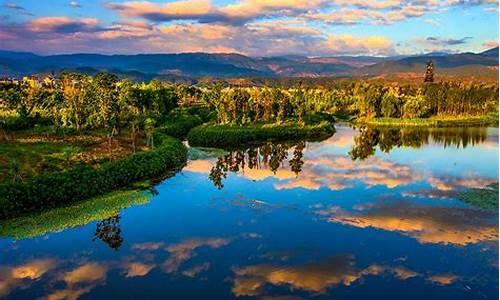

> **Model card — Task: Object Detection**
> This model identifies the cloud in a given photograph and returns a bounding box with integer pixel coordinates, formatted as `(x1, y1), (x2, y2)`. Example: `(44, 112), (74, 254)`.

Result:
(0, 259), (57, 297)
(28, 17), (100, 33)
(162, 237), (231, 273)
(423, 36), (472, 46)
(424, 19), (441, 26)
(483, 40), (499, 48)
(318, 201), (498, 245)
(3, 3), (25, 10)
(231, 254), (451, 297)
(105, 0), (328, 25)
(232, 255), (381, 296)
(427, 274), (459, 285)
(182, 262), (211, 277)
(69, 1), (81, 8)
(121, 262), (155, 277)
(131, 241), (164, 251)
(62, 262), (108, 285)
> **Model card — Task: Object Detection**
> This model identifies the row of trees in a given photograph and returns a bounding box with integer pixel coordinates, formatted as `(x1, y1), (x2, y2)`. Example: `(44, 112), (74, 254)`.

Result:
(349, 126), (489, 160)
(209, 142), (305, 189)
(1, 73), (183, 131)
(1, 74), (498, 131)
(203, 81), (498, 124)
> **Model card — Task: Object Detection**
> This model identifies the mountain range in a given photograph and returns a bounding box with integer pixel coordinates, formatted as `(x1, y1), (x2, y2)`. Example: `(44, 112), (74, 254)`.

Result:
(0, 48), (497, 83)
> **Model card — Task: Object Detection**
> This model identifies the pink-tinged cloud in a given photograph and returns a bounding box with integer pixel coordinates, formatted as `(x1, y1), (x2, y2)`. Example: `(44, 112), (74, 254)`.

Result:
(105, 0), (218, 22)
(483, 40), (499, 48)
(28, 17), (99, 33)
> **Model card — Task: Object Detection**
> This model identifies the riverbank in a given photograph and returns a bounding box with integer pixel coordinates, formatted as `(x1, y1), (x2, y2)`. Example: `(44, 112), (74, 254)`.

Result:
(187, 120), (335, 148)
(0, 133), (186, 218)
(357, 115), (499, 127)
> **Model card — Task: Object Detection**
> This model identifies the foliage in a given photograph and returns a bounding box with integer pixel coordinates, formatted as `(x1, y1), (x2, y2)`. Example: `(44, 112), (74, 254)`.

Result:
(187, 121), (334, 148)
(349, 126), (490, 160)
(456, 182), (499, 211)
(159, 108), (204, 139)
(0, 133), (186, 218)
(0, 189), (151, 239)
(2, 77), (498, 133)
(360, 114), (498, 127)
(207, 142), (305, 189)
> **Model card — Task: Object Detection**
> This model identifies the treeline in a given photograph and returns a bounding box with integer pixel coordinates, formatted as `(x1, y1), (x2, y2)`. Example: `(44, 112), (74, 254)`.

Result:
(0, 72), (196, 133)
(209, 142), (305, 189)
(201, 82), (497, 126)
(1, 74), (498, 131)
(349, 126), (490, 160)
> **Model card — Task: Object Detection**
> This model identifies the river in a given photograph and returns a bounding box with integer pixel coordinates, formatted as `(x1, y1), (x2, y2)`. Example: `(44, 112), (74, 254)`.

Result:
(1, 124), (498, 299)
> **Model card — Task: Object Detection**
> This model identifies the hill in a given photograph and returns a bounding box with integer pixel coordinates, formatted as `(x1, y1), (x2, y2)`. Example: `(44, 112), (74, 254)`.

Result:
(0, 48), (497, 82)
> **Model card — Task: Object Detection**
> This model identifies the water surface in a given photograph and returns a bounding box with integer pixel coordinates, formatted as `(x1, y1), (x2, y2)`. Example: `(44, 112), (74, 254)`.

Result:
(1, 125), (498, 299)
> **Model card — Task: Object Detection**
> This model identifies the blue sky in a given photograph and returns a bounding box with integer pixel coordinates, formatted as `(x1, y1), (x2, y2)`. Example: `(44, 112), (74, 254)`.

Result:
(0, 0), (498, 56)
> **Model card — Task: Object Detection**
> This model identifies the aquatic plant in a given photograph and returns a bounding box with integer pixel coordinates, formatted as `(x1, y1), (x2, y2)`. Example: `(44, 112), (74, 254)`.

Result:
(0, 189), (150, 240)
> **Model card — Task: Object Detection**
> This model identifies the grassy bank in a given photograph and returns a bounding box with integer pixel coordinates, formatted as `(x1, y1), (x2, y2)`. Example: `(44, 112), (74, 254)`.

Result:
(0, 133), (186, 219)
(0, 189), (151, 239)
(357, 114), (498, 127)
(187, 120), (335, 148)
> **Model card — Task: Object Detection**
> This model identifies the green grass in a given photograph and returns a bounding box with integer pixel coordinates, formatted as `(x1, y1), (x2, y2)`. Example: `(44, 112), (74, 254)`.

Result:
(0, 133), (187, 218)
(457, 182), (499, 211)
(358, 114), (498, 127)
(0, 140), (85, 183)
(0, 189), (151, 240)
(187, 120), (335, 148)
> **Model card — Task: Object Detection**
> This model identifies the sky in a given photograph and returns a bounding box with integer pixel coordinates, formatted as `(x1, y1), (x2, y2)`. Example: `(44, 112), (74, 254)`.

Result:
(0, 0), (498, 57)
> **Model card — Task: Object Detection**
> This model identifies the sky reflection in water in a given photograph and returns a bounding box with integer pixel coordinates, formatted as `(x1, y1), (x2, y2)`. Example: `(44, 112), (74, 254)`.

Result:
(0, 125), (498, 300)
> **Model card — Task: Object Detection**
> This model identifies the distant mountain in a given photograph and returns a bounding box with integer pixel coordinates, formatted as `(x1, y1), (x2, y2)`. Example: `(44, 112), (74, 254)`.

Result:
(348, 47), (499, 81)
(0, 48), (497, 81)
(481, 47), (499, 57)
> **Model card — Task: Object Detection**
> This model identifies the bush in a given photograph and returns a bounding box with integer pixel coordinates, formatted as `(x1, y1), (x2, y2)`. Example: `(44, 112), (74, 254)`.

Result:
(159, 108), (204, 139)
(0, 114), (52, 131)
(187, 121), (335, 148)
(402, 93), (431, 119)
(0, 133), (186, 218)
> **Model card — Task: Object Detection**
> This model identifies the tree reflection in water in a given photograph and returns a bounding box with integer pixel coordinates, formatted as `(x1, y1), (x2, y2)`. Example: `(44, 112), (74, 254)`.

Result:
(350, 126), (488, 160)
(93, 214), (123, 250)
(209, 142), (305, 189)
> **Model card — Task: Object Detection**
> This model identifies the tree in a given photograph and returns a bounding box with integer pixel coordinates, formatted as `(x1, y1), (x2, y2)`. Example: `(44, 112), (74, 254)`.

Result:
(424, 60), (434, 83)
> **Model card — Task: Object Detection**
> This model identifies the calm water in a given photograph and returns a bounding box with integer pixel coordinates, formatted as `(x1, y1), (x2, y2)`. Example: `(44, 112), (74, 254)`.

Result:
(1, 125), (498, 300)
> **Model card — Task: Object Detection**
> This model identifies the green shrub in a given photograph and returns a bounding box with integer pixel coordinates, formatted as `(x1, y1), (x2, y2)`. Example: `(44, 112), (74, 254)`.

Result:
(0, 133), (186, 218)
(187, 121), (334, 148)
(159, 108), (204, 139)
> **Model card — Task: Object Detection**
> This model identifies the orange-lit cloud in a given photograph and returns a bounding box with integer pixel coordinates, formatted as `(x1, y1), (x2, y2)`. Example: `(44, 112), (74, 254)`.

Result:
(319, 202), (499, 245)
(182, 262), (211, 277)
(0, 259), (57, 297)
(427, 273), (459, 285)
(121, 262), (155, 277)
(231, 255), (428, 297)
(28, 17), (99, 32)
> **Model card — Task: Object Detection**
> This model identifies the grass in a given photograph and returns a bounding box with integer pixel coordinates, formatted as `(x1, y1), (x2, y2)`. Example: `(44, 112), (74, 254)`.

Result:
(0, 128), (149, 184)
(187, 119), (335, 148)
(0, 189), (151, 240)
(0, 133), (186, 218)
(357, 114), (498, 127)
(457, 182), (499, 211)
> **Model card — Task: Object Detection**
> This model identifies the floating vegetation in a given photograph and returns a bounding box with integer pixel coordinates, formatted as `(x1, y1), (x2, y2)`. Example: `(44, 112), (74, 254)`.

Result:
(0, 189), (151, 240)
(457, 182), (499, 210)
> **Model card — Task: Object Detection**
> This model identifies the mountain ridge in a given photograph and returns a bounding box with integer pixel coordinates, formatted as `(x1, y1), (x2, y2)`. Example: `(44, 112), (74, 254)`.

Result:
(0, 48), (497, 81)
